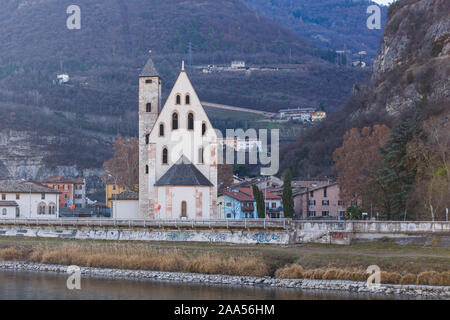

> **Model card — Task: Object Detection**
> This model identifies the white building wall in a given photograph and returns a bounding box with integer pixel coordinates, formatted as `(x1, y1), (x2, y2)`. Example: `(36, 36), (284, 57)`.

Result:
(111, 200), (139, 220)
(156, 186), (211, 220)
(0, 193), (59, 219)
(0, 206), (17, 219)
(147, 69), (218, 219)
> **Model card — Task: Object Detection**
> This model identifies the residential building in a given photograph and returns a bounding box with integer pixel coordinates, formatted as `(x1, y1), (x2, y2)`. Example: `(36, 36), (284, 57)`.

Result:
(278, 107), (317, 121)
(232, 176), (282, 190)
(293, 182), (346, 219)
(237, 187), (283, 218)
(231, 61), (246, 69)
(105, 183), (126, 209)
(311, 111), (327, 122)
(218, 137), (262, 152)
(41, 176), (86, 209)
(219, 189), (257, 219)
(0, 182), (60, 219)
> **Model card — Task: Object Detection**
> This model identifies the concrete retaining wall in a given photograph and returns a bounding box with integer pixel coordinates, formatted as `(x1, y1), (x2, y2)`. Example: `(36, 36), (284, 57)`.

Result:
(0, 220), (448, 245)
(292, 221), (450, 245)
(0, 225), (290, 245)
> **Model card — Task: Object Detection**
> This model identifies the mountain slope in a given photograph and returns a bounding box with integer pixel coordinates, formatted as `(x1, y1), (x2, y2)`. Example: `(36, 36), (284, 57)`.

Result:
(243, 0), (387, 61)
(280, 0), (449, 178)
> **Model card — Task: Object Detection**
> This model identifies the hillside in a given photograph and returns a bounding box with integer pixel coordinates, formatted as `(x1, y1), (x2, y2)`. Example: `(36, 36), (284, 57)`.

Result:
(281, 0), (449, 178)
(0, 0), (368, 181)
(242, 0), (388, 62)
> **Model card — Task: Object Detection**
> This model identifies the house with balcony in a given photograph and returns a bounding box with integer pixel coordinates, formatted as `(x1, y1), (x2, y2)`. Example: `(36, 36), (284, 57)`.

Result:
(218, 189), (257, 219)
(234, 187), (283, 218)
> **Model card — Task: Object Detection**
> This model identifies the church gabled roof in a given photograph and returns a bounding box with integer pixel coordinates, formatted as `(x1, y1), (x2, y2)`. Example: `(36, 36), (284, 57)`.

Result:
(155, 156), (213, 187)
(140, 56), (160, 77)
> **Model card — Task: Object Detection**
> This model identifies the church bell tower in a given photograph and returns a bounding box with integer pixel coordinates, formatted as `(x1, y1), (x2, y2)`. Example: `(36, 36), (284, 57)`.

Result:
(138, 52), (161, 218)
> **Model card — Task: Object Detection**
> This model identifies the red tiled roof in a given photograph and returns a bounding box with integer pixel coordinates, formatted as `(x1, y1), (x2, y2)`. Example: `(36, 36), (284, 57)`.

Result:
(263, 192), (281, 200)
(41, 176), (84, 184)
(236, 187), (281, 200)
(223, 191), (254, 202)
(236, 187), (253, 196)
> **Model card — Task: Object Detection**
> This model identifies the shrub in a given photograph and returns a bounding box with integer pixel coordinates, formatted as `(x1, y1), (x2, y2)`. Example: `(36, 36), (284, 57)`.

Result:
(431, 41), (444, 57)
(400, 273), (417, 285)
(417, 271), (440, 286)
(275, 264), (304, 279)
(406, 70), (414, 84)
(311, 269), (325, 280)
(437, 271), (450, 286)
(0, 247), (29, 261)
(381, 271), (401, 284)
(322, 268), (339, 280)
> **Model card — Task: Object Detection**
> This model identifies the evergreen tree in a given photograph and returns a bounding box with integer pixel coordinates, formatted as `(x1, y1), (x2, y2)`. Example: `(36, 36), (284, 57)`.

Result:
(252, 185), (265, 218)
(377, 118), (421, 220)
(282, 170), (294, 218)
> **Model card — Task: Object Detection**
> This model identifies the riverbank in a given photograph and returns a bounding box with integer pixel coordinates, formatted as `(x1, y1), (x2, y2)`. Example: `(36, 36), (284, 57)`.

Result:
(0, 261), (449, 298)
(1, 237), (449, 286)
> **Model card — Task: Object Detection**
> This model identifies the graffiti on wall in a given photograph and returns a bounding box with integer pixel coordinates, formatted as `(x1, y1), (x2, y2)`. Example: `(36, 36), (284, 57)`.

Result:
(0, 226), (289, 245)
(251, 232), (281, 243)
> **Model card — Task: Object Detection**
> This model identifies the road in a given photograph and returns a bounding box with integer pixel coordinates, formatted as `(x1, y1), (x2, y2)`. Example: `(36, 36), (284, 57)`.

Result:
(201, 101), (275, 117)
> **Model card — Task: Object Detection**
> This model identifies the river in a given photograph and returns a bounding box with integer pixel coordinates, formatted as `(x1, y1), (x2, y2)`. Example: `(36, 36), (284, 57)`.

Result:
(0, 270), (424, 300)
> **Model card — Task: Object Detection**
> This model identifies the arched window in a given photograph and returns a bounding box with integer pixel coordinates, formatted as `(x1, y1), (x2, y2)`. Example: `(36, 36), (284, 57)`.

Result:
(145, 134), (150, 145)
(38, 203), (46, 215)
(162, 148), (168, 164)
(187, 113), (194, 130)
(146, 103), (151, 112)
(181, 201), (187, 218)
(202, 122), (206, 136)
(48, 203), (56, 215)
(176, 94), (181, 105)
(145, 165), (149, 174)
(185, 94), (190, 105)
(159, 123), (164, 136)
(198, 147), (204, 164)
(172, 112), (178, 130)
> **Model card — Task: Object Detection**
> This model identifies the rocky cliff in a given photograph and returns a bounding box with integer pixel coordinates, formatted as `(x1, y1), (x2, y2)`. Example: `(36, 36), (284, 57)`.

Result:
(366, 0), (449, 116)
(0, 129), (105, 190)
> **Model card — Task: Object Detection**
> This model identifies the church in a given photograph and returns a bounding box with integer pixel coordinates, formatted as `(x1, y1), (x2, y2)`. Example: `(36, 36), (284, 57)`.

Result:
(138, 56), (218, 219)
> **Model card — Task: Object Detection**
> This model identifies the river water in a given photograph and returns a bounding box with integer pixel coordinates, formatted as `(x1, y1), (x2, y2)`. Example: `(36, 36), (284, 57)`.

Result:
(0, 270), (422, 300)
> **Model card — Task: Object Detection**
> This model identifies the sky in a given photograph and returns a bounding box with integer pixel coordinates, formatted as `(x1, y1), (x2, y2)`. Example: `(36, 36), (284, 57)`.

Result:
(372, 0), (396, 6)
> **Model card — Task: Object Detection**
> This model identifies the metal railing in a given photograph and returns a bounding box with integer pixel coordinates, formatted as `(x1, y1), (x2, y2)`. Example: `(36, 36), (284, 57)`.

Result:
(0, 218), (291, 230)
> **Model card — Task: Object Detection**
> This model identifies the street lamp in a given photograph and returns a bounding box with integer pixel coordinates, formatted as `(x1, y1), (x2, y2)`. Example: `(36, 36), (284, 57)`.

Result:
(20, 179), (32, 219)
(107, 173), (118, 220)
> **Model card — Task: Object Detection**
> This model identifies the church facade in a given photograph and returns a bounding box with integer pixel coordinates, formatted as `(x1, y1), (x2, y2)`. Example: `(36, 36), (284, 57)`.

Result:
(138, 57), (218, 219)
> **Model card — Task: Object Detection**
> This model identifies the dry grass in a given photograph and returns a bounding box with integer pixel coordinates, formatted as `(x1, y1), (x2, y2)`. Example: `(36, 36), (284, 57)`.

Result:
(400, 273), (417, 285)
(417, 271), (441, 286)
(0, 244), (268, 277)
(275, 264), (304, 279)
(273, 264), (450, 286)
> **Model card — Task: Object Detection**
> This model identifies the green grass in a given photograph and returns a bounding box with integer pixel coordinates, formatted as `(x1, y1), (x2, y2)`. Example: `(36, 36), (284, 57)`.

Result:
(204, 106), (267, 121)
